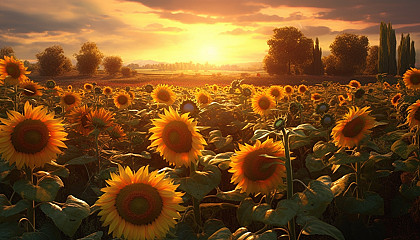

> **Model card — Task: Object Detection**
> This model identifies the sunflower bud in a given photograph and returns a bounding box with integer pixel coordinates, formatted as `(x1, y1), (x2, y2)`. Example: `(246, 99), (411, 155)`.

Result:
(45, 79), (56, 89)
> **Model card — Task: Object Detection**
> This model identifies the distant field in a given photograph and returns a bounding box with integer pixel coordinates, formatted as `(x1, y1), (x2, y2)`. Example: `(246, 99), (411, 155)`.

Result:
(29, 69), (382, 88)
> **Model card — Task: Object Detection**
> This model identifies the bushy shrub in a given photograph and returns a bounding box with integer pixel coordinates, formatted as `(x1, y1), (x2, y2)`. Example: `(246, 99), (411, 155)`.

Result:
(121, 66), (131, 77)
(74, 42), (103, 75)
(103, 56), (122, 75)
(36, 45), (72, 76)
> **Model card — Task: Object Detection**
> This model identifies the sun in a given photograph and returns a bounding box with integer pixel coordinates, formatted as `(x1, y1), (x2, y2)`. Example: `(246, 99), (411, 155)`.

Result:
(199, 45), (219, 62)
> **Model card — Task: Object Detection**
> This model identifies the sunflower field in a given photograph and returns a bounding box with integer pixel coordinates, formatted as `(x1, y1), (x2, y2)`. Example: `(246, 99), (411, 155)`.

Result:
(0, 57), (419, 240)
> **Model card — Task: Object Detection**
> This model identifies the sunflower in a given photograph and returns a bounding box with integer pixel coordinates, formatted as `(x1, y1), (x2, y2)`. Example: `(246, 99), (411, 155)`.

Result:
(151, 84), (176, 105)
(67, 85), (73, 91)
(95, 165), (185, 240)
(179, 99), (200, 116)
(127, 91), (135, 100)
(284, 85), (294, 95)
(103, 86), (113, 96)
(315, 103), (329, 114)
(0, 102), (67, 169)
(349, 79), (361, 89)
(241, 84), (254, 97)
(0, 56), (30, 83)
(87, 108), (114, 130)
(311, 93), (322, 102)
(20, 80), (43, 97)
(60, 92), (81, 110)
(267, 86), (283, 100)
(144, 84), (154, 93)
(84, 83), (94, 92)
(406, 100), (420, 128)
(229, 138), (286, 195)
(45, 80), (56, 89)
(331, 106), (376, 148)
(403, 68), (420, 89)
(67, 105), (94, 136)
(114, 92), (132, 109)
(211, 84), (219, 92)
(383, 81), (390, 89)
(391, 93), (402, 107)
(195, 91), (212, 106)
(251, 92), (275, 116)
(298, 84), (307, 94)
(149, 107), (206, 167)
(107, 124), (126, 141)
(321, 114), (335, 128)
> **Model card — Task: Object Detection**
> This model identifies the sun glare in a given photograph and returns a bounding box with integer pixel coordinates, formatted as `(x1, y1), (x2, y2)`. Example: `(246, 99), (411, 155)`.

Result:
(199, 45), (219, 63)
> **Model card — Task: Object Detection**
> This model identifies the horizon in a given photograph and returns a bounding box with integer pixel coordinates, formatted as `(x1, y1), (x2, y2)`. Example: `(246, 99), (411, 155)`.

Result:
(1, 1), (420, 66)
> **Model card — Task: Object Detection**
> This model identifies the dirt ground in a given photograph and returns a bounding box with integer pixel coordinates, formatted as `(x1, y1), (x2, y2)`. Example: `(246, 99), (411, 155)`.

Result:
(28, 70), (385, 88)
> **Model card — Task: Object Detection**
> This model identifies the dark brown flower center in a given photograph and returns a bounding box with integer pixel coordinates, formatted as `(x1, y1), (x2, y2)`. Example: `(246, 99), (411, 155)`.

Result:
(341, 116), (365, 138)
(285, 87), (292, 93)
(157, 90), (170, 102)
(299, 86), (306, 93)
(6, 63), (21, 79)
(115, 183), (163, 226)
(11, 119), (50, 154)
(410, 74), (420, 85)
(63, 94), (76, 105)
(117, 95), (128, 105)
(81, 115), (89, 128)
(162, 121), (192, 153)
(392, 95), (401, 105)
(258, 97), (271, 110)
(242, 149), (277, 181)
(271, 89), (280, 97)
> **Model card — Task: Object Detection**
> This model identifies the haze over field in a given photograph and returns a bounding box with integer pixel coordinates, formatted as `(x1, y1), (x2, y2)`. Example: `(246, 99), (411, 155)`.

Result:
(1, 0), (420, 65)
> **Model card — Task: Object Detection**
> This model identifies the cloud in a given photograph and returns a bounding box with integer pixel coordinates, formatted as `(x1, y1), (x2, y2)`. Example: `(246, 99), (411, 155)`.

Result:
(236, 13), (284, 22)
(123, 0), (264, 16)
(220, 28), (253, 35)
(301, 26), (332, 37)
(143, 23), (183, 32)
(151, 11), (223, 24)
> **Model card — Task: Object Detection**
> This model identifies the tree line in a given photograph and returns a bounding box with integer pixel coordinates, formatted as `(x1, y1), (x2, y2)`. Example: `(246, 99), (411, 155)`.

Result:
(264, 22), (416, 76)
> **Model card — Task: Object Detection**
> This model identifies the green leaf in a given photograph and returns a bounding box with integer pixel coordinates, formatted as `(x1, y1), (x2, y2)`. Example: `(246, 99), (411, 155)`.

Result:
(254, 230), (277, 240)
(204, 219), (225, 238)
(336, 191), (384, 215)
(76, 231), (103, 240)
(391, 139), (417, 159)
(393, 157), (420, 172)
(288, 130), (313, 150)
(293, 123), (319, 132)
(237, 198), (256, 226)
(369, 151), (394, 163)
(0, 194), (30, 217)
(177, 165), (221, 200)
(264, 199), (299, 226)
(329, 151), (369, 165)
(399, 183), (420, 200)
(207, 152), (235, 170)
(208, 130), (233, 150)
(40, 195), (90, 237)
(250, 129), (272, 141)
(296, 215), (345, 240)
(312, 141), (337, 158)
(305, 154), (327, 173)
(66, 155), (97, 165)
(175, 222), (197, 240)
(297, 177), (334, 217)
(231, 227), (250, 240)
(216, 189), (247, 202)
(331, 173), (354, 197)
(13, 175), (63, 202)
(0, 221), (21, 239)
(207, 227), (231, 240)
(21, 232), (51, 240)
(44, 162), (70, 178)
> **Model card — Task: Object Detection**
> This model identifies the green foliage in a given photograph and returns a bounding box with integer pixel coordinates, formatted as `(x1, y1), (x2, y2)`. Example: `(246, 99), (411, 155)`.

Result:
(264, 26), (313, 75)
(121, 66), (131, 77)
(365, 46), (379, 75)
(36, 45), (72, 76)
(13, 174), (64, 202)
(397, 33), (415, 75)
(0, 46), (15, 59)
(329, 33), (369, 75)
(103, 56), (122, 75)
(378, 22), (389, 74)
(74, 42), (103, 75)
(312, 37), (323, 75)
(176, 164), (221, 200)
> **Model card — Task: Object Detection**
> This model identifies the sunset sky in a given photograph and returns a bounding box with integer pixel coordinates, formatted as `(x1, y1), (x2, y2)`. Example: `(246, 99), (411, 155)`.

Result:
(1, 0), (419, 65)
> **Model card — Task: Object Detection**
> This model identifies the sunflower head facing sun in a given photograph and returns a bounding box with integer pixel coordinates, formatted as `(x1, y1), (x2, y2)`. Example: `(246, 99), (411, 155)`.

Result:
(102, 86), (113, 96)
(195, 90), (212, 106)
(0, 56), (30, 83)
(151, 84), (176, 105)
(20, 80), (43, 97)
(114, 92), (132, 109)
(229, 138), (286, 195)
(267, 85), (283, 100)
(331, 106), (376, 148)
(251, 92), (275, 116)
(67, 105), (94, 136)
(149, 107), (206, 167)
(298, 84), (308, 94)
(0, 102), (67, 169)
(284, 85), (294, 95)
(406, 100), (420, 129)
(403, 68), (420, 89)
(95, 164), (185, 240)
(60, 91), (81, 110)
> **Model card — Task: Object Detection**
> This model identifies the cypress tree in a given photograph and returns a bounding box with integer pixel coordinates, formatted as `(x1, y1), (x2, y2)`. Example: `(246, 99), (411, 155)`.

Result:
(410, 40), (416, 68)
(378, 22), (389, 73)
(398, 34), (411, 75)
(313, 37), (323, 75)
(388, 23), (397, 75)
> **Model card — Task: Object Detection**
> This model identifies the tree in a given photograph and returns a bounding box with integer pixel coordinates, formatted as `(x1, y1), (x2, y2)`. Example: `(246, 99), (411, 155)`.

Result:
(329, 33), (369, 75)
(36, 45), (72, 76)
(264, 27), (313, 75)
(365, 46), (379, 75)
(322, 55), (338, 75)
(103, 56), (122, 75)
(0, 46), (15, 59)
(312, 38), (323, 75)
(74, 42), (103, 75)
(121, 67), (131, 77)
(410, 41), (416, 68)
(378, 22), (397, 75)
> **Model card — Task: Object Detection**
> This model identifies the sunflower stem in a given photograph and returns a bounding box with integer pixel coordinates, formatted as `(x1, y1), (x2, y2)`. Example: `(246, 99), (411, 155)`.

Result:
(189, 163), (202, 230)
(281, 128), (296, 240)
(94, 131), (101, 172)
(355, 161), (362, 199)
(26, 167), (36, 232)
